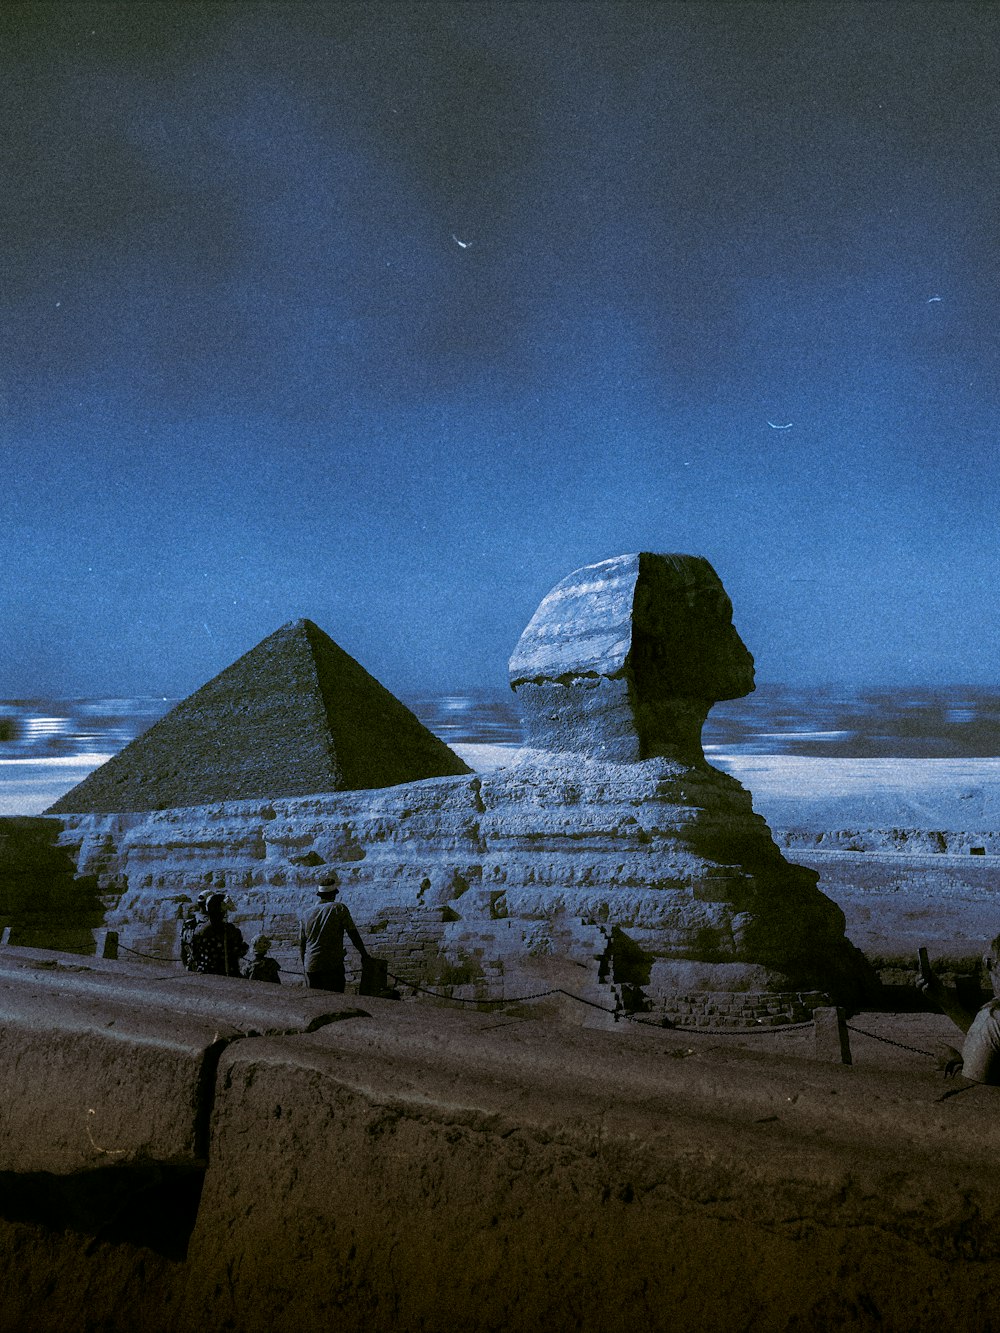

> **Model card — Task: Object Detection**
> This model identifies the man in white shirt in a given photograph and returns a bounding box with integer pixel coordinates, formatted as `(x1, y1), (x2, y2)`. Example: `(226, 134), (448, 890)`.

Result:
(299, 874), (369, 993)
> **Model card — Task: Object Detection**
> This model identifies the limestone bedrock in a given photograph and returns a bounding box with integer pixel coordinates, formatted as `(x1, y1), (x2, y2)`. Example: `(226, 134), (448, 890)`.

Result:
(0, 947), (364, 1178)
(3, 955), (1000, 1332)
(509, 552), (755, 763)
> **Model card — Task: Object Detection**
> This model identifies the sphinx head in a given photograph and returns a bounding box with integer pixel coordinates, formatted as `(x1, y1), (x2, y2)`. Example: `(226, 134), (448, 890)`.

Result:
(628, 554), (755, 702)
(509, 553), (754, 762)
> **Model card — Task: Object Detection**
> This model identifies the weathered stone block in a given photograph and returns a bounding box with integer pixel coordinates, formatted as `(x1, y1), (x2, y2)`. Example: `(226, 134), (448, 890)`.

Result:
(0, 949), (368, 1177)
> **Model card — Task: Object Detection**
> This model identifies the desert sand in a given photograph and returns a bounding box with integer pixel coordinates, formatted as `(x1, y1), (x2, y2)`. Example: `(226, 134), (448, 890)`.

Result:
(0, 754), (114, 817)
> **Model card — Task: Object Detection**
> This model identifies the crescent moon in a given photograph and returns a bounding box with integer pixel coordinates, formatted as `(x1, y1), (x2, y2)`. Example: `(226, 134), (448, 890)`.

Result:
(767, 421), (793, 430)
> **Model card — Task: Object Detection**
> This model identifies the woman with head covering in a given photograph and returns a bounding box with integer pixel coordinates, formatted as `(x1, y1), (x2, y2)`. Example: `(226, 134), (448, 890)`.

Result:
(190, 892), (248, 977)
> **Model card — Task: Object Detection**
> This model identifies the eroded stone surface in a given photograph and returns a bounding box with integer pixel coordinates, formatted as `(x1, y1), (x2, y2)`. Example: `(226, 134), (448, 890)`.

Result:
(0, 949), (365, 1176)
(3, 976), (1000, 1332)
(509, 553), (755, 762)
(42, 748), (873, 1015)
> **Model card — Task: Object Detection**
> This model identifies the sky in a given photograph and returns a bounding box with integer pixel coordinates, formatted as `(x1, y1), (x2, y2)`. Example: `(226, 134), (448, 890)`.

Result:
(3, 1), (999, 697)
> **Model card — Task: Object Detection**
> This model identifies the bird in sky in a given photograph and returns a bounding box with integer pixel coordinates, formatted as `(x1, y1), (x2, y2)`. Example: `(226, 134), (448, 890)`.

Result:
(927, 295), (942, 303)
(767, 421), (793, 430)
(451, 233), (471, 249)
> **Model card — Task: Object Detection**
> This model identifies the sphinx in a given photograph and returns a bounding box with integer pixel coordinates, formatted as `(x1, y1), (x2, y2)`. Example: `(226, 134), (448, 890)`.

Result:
(22, 554), (873, 1022)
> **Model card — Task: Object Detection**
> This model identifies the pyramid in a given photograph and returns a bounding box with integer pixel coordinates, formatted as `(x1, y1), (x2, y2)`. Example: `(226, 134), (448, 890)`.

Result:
(47, 619), (471, 814)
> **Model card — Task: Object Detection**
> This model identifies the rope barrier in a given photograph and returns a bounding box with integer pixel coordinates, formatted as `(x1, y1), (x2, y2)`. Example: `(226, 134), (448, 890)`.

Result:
(66, 942), (836, 1034)
(121, 945), (317, 979)
(669, 1019), (817, 1035)
(118, 942), (181, 964)
(381, 967), (819, 1033)
(93, 914), (843, 1040)
(386, 972), (598, 1010)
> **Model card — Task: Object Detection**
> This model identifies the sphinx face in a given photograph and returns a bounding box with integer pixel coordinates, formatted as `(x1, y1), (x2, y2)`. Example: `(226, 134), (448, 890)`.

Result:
(508, 552), (755, 762)
(629, 554), (755, 704)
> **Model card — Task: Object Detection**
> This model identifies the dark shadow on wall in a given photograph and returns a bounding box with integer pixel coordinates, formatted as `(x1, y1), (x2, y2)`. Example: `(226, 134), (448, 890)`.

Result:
(599, 926), (654, 1014)
(645, 771), (879, 1009)
(0, 817), (106, 953)
(0, 1163), (205, 1261)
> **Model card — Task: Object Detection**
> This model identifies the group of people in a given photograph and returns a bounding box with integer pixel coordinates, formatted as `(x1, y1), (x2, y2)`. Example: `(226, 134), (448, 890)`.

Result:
(179, 872), (369, 992)
(180, 875), (1000, 1075)
(180, 890), (272, 980)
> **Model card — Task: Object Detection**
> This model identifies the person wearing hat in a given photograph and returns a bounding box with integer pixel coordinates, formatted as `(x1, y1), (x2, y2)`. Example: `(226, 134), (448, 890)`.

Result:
(298, 873), (369, 992)
(190, 892), (248, 978)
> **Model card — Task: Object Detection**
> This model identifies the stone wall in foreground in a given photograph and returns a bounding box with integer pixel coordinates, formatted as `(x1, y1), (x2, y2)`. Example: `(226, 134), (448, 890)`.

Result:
(10, 752), (875, 1020)
(1, 947), (999, 1333)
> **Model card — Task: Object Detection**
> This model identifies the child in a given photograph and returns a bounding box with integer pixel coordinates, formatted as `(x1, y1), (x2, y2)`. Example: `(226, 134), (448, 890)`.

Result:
(243, 933), (281, 983)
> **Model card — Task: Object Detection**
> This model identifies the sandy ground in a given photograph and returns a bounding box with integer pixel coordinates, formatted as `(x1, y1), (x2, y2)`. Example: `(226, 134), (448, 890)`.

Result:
(712, 752), (1000, 833)
(10, 743), (1000, 832)
(0, 754), (113, 816)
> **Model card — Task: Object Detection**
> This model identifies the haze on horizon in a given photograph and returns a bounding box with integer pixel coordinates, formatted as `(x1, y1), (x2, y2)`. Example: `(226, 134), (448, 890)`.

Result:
(3, 2), (999, 699)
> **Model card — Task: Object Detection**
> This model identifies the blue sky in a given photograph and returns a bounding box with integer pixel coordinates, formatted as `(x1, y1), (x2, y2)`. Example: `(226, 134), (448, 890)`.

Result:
(3, 2), (999, 695)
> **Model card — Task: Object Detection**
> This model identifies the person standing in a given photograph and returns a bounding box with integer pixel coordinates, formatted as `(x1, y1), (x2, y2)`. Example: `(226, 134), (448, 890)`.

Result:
(190, 893), (248, 978)
(180, 889), (213, 970)
(299, 874), (369, 992)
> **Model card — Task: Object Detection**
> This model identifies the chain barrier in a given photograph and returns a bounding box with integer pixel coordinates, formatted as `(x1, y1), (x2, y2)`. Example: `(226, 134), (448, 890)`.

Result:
(846, 1022), (935, 1059)
(82, 945), (944, 1055)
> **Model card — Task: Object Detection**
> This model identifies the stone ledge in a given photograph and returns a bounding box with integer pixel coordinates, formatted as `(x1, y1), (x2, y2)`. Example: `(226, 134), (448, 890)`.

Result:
(2, 949), (1000, 1329)
(0, 947), (369, 1177)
